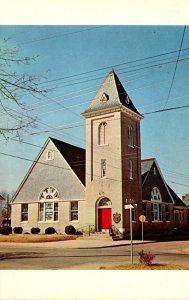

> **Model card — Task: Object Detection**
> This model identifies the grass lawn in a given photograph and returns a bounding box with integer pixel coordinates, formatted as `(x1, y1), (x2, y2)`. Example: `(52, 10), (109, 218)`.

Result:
(100, 263), (189, 270)
(0, 234), (76, 243)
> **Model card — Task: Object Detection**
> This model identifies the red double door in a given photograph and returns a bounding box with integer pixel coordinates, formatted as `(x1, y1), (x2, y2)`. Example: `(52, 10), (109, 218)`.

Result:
(98, 208), (112, 230)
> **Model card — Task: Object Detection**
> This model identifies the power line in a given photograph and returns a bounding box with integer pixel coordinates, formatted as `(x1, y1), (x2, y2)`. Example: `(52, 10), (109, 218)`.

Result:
(17, 47), (189, 97)
(18, 26), (106, 45)
(163, 26), (187, 109)
(143, 104), (189, 115)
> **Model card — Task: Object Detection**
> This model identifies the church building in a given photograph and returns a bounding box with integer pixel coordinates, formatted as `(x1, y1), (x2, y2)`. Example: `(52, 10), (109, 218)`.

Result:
(11, 70), (188, 238)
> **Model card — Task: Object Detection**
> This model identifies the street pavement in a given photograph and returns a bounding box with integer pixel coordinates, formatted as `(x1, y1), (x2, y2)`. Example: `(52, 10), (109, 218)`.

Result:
(0, 238), (189, 269)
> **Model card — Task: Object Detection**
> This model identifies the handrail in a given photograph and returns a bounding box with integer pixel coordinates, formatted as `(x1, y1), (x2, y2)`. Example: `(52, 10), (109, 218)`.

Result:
(75, 224), (95, 236)
(111, 225), (123, 238)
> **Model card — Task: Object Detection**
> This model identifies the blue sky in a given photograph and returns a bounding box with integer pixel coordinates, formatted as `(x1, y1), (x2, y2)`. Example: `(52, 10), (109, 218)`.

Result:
(0, 25), (189, 197)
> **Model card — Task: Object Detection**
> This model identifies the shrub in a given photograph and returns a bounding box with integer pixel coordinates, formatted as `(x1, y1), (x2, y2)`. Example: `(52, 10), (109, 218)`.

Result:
(65, 225), (76, 235)
(45, 227), (56, 234)
(31, 227), (40, 234)
(13, 227), (23, 234)
(1, 226), (12, 235)
(138, 249), (155, 266)
(75, 230), (83, 236)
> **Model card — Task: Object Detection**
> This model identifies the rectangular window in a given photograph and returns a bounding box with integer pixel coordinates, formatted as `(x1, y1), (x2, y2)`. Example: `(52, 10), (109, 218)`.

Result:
(142, 202), (147, 217)
(153, 203), (162, 221)
(174, 211), (178, 225)
(131, 208), (136, 221)
(46, 150), (54, 161)
(70, 201), (78, 221)
(21, 204), (28, 221)
(165, 205), (170, 221)
(101, 159), (106, 178)
(38, 202), (58, 221)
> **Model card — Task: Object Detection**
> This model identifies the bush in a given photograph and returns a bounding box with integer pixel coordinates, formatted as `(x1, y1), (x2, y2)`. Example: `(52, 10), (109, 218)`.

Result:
(75, 230), (83, 236)
(45, 227), (56, 234)
(1, 226), (12, 235)
(65, 225), (76, 235)
(13, 227), (23, 234)
(138, 249), (155, 266)
(31, 227), (40, 234)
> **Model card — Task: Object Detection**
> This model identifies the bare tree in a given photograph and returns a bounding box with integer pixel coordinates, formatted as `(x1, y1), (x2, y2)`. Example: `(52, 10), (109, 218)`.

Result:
(0, 38), (48, 138)
(0, 191), (11, 226)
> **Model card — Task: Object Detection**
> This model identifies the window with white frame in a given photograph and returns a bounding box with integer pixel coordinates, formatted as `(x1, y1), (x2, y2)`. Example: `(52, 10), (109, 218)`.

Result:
(152, 203), (162, 221)
(128, 125), (134, 147)
(21, 204), (28, 221)
(101, 159), (106, 178)
(151, 187), (162, 221)
(39, 202), (58, 221)
(38, 187), (59, 222)
(99, 122), (108, 145)
(129, 160), (133, 179)
(70, 201), (78, 221)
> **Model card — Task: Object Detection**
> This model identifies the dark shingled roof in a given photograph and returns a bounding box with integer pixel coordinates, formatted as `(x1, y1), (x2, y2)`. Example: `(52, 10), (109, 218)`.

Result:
(141, 158), (155, 183)
(83, 70), (142, 116)
(50, 137), (85, 186)
(167, 185), (187, 207)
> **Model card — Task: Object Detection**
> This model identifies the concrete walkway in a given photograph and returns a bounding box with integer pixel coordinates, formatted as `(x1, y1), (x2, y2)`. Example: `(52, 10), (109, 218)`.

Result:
(0, 238), (151, 249)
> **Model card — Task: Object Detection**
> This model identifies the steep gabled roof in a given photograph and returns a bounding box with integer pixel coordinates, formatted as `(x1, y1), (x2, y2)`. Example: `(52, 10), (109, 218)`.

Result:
(141, 158), (155, 183)
(0, 195), (5, 200)
(50, 137), (85, 185)
(141, 158), (177, 204)
(12, 137), (86, 202)
(82, 69), (142, 117)
(167, 185), (186, 207)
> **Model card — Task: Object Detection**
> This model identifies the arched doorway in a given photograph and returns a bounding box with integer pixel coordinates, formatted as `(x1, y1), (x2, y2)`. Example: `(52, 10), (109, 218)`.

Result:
(97, 197), (112, 232)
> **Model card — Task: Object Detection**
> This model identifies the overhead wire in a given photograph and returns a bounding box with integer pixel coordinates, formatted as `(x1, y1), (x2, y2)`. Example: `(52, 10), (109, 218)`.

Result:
(163, 26), (187, 109)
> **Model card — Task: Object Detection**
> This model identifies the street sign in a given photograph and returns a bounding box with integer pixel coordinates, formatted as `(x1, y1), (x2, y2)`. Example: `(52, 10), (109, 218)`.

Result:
(139, 215), (146, 242)
(124, 204), (133, 209)
(139, 215), (146, 222)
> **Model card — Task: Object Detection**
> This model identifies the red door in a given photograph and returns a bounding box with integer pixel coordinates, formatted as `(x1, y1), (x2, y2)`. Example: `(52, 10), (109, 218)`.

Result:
(98, 208), (112, 230)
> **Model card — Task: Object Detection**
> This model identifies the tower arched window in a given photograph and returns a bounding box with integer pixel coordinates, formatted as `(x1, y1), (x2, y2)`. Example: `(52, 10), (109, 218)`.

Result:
(99, 122), (108, 145)
(38, 187), (59, 222)
(128, 125), (134, 147)
(129, 160), (133, 179)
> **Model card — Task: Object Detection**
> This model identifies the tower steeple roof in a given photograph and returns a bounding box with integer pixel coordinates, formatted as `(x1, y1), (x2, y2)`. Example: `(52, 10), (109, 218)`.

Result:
(82, 70), (142, 117)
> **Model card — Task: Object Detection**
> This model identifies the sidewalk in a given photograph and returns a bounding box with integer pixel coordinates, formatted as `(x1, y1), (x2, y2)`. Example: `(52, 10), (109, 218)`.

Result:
(0, 238), (152, 249)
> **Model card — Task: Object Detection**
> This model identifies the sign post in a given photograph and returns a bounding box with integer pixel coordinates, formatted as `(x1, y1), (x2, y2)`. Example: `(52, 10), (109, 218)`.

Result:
(124, 201), (137, 264)
(139, 215), (146, 241)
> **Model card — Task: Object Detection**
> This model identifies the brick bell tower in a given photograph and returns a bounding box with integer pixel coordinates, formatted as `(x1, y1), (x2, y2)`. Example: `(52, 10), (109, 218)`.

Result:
(82, 70), (143, 237)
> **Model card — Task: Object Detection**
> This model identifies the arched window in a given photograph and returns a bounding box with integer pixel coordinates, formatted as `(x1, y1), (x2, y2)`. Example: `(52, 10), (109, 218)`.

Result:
(99, 122), (108, 145)
(98, 198), (111, 207)
(151, 187), (162, 202)
(151, 187), (162, 221)
(129, 160), (133, 179)
(39, 187), (59, 222)
(128, 125), (134, 147)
